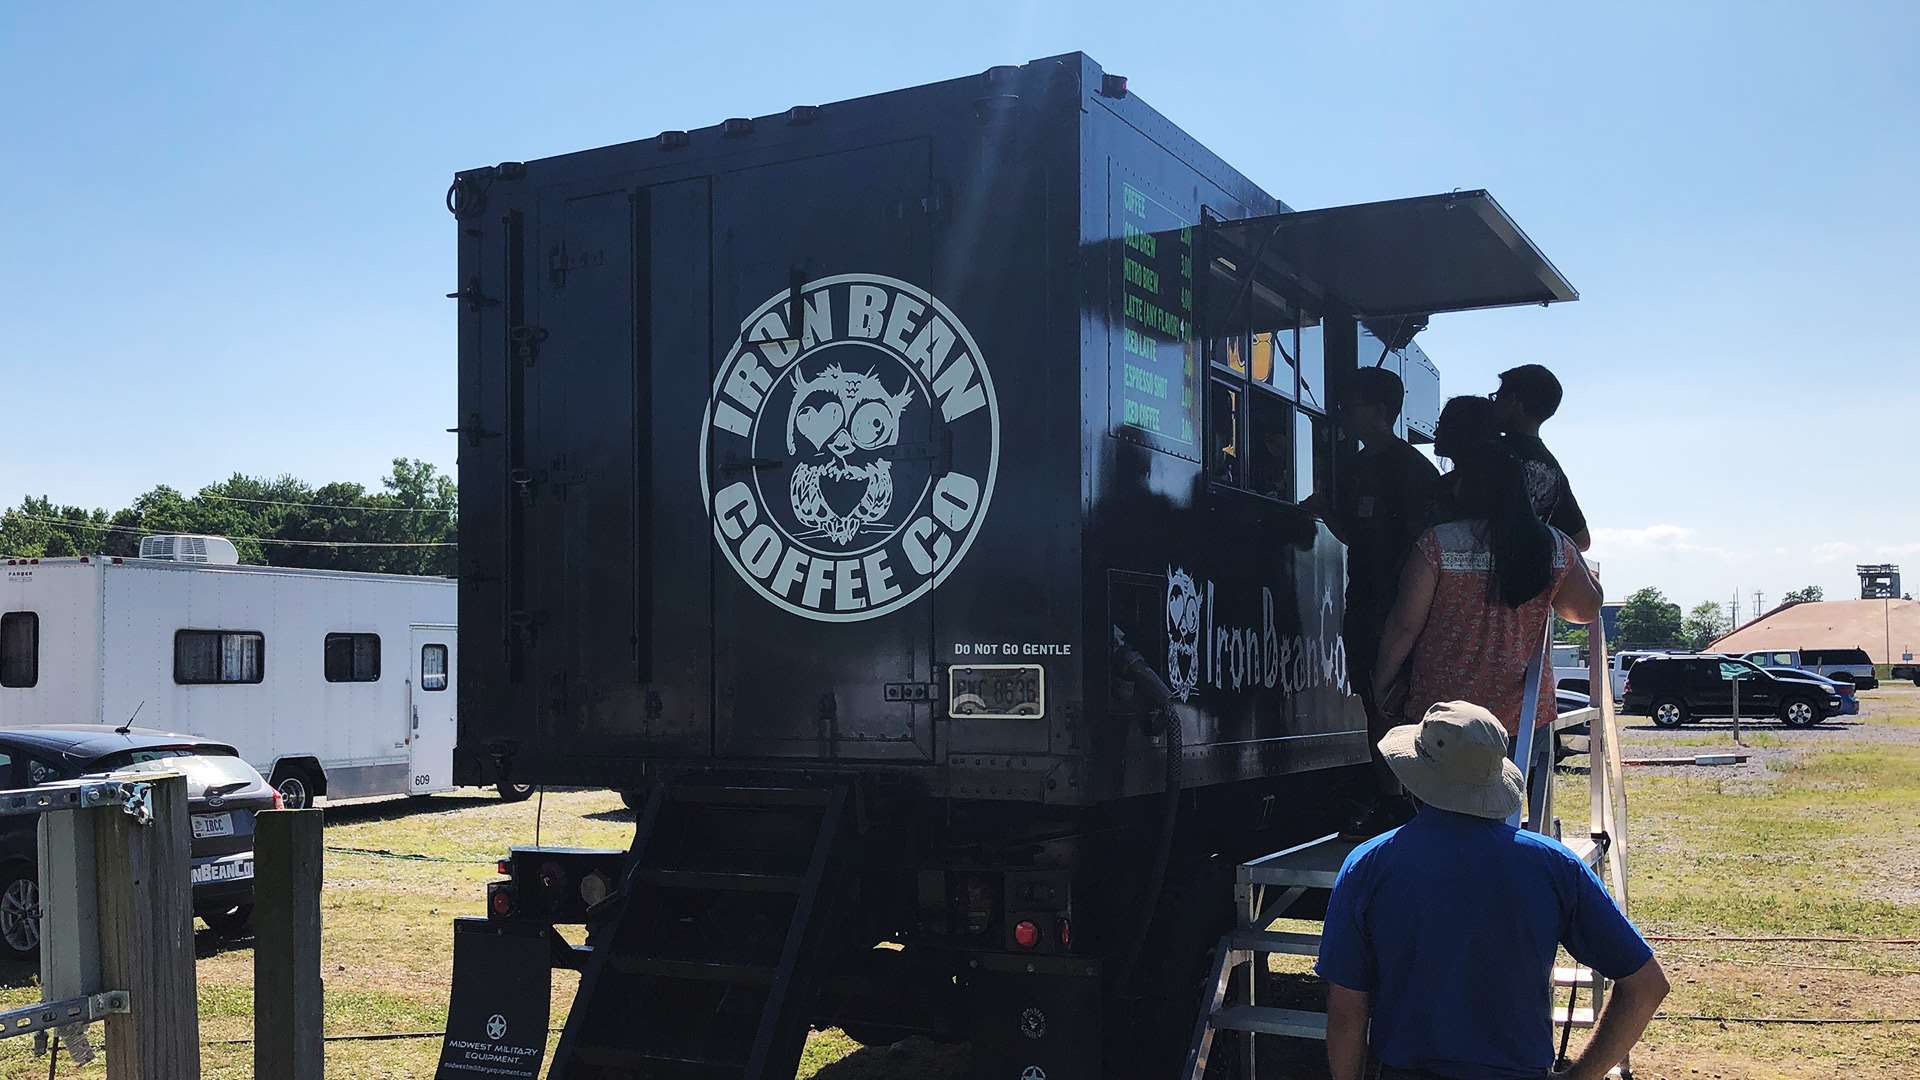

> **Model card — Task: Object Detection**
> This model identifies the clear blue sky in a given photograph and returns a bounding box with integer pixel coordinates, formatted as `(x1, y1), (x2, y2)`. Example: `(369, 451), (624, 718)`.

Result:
(3, 2), (1915, 618)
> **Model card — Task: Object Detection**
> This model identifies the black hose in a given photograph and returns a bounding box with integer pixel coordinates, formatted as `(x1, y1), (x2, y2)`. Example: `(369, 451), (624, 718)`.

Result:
(1112, 629), (1183, 993)
(1557, 976), (1578, 1067)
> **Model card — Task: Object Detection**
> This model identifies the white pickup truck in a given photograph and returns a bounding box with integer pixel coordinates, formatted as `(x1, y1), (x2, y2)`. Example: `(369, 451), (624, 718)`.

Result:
(1554, 647), (1669, 700)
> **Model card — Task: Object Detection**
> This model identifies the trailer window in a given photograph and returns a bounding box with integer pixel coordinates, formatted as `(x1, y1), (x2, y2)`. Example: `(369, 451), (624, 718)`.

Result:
(1248, 393), (1291, 499)
(1, 613), (36, 688)
(1208, 381), (1240, 485)
(1295, 407), (1331, 503)
(420, 644), (448, 692)
(1297, 322), (1326, 411)
(323, 633), (382, 683)
(174, 630), (265, 685)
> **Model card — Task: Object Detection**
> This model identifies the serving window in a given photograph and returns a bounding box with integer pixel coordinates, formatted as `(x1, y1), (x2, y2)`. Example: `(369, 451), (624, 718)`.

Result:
(1202, 248), (1326, 504)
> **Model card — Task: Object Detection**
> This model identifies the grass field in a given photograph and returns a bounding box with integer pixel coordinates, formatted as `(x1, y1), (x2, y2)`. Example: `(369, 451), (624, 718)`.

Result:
(1, 690), (1916, 1078)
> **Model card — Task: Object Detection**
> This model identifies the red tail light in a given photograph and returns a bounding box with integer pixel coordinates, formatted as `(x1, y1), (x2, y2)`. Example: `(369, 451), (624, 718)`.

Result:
(1056, 917), (1072, 948)
(272, 791), (284, 810)
(1012, 919), (1040, 950)
(496, 859), (512, 876)
(489, 887), (514, 917)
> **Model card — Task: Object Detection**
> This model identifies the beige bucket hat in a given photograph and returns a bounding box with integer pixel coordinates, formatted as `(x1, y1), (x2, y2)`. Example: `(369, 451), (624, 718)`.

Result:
(1377, 700), (1525, 820)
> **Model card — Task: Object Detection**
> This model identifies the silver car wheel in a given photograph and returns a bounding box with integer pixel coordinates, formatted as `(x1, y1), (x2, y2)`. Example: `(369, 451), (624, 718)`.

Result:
(277, 774), (310, 809)
(1, 878), (40, 953)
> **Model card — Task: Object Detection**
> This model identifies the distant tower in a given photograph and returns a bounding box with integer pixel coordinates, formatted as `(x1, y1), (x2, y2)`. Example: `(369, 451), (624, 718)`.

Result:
(1859, 564), (1901, 600)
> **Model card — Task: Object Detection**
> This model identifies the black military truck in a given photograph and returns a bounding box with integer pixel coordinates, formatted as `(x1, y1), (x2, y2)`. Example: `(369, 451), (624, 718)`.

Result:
(438, 52), (1575, 1080)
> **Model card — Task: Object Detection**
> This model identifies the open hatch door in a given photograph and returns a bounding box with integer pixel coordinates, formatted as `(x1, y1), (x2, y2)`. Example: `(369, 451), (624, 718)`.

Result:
(1200, 189), (1577, 337)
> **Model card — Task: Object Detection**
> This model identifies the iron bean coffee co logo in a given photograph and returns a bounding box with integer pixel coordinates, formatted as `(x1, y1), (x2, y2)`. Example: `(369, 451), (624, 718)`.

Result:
(700, 274), (1000, 622)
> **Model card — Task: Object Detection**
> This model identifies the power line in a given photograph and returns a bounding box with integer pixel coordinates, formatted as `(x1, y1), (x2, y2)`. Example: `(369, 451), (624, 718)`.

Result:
(3, 514), (455, 549)
(199, 492), (456, 515)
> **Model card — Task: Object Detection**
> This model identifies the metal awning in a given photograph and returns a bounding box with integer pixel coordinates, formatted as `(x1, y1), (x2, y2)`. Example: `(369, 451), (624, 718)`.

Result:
(1202, 190), (1577, 327)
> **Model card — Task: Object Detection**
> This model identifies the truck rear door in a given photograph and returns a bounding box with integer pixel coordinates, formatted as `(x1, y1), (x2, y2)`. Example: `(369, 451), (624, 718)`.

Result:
(509, 181), (716, 759)
(703, 141), (939, 762)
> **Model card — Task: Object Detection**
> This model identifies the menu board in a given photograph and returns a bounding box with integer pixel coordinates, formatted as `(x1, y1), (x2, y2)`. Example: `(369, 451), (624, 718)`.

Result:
(1112, 175), (1198, 457)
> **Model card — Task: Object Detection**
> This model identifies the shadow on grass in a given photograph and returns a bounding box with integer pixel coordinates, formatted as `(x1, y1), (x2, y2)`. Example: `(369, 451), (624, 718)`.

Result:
(0, 957), (34, 990)
(1666, 720), (1862, 732)
(320, 794), (500, 827)
(193, 924), (255, 960)
(810, 1037), (970, 1080)
(585, 808), (636, 824)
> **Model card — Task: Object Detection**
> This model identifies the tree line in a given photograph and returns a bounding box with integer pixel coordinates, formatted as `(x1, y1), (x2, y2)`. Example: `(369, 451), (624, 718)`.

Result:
(1558, 582), (1831, 653)
(0, 458), (456, 577)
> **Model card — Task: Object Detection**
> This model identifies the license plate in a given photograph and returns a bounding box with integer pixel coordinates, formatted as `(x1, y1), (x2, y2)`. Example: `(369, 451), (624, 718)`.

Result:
(948, 664), (1046, 719)
(191, 859), (253, 885)
(191, 812), (234, 839)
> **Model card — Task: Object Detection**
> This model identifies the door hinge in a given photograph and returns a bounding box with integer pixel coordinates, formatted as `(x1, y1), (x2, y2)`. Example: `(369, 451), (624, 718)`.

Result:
(921, 181), (951, 218)
(446, 412), (500, 448)
(511, 324), (549, 366)
(446, 275), (499, 312)
(508, 610), (547, 647)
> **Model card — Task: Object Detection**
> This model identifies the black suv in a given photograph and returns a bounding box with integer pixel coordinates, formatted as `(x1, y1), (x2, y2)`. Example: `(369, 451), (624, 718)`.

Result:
(1620, 655), (1845, 729)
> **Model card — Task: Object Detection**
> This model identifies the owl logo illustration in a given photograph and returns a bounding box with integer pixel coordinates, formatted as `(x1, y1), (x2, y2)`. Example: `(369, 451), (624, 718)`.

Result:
(786, 363), (916, 545)
(1166, 566), (1202, 701)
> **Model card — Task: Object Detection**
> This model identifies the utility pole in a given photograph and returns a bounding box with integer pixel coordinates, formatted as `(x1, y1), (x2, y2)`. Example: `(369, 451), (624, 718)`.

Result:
(1753, 590), (1764, 618)
(1729, 589), (1740, 629)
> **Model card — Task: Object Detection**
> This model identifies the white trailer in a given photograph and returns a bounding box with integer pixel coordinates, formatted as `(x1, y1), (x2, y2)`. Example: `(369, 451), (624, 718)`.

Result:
(0, 549), (521, 807)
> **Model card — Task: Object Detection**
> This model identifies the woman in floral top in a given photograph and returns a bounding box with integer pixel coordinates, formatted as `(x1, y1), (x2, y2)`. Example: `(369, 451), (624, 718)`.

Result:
(1372, 398), (1603, 737)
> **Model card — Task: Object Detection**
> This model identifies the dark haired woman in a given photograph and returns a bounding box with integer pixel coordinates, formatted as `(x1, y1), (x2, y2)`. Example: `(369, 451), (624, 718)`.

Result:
(1371, 400), (1602, 742)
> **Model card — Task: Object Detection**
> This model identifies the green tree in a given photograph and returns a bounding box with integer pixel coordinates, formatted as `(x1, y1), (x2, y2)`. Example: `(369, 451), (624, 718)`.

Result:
(0, 458), (457, 576)
(1782, 585), (1824, 605)
(1682, 601), (1729, 651)
(1615, 587), (1684, 649)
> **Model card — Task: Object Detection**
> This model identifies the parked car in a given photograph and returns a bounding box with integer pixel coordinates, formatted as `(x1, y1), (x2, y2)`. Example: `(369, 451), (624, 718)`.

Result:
(0, 725), (277, 960)
(1553, 687), (1592, 761)
(1763, 667), (1860, 715)
(1555, 649), (1671, 699)
(1620, 655), (1845, 729)
(1739, 648), (1879, 689)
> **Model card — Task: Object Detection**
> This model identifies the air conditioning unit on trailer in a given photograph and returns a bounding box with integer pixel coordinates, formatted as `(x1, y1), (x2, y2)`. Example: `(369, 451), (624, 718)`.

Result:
(138, 534), (241, 565)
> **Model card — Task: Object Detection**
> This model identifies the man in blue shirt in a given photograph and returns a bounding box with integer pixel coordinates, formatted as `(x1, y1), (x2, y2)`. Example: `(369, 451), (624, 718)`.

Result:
(1316, 701), (1668, 1080)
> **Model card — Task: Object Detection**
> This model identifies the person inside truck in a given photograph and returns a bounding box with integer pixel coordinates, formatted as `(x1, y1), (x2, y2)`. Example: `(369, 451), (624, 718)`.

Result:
(1489, 364), (1591, 551)
(1317, 700), (1669, 1080)
(1370, 409), (1602, 812)
(1302, 366), (1439, 836)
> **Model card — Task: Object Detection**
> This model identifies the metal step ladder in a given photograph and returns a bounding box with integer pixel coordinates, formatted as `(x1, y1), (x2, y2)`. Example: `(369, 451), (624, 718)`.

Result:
(1182, 628), (1635, 1079)
(548, 781), (854, 1079)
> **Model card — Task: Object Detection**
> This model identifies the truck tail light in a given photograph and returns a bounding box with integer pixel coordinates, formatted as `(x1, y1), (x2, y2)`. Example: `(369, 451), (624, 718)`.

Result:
(496, 859), (512, 876)
(1013, 920), (1040, 950)
(488, 884), (515, 918)
(272, 791), (284, 811)
(1056, 917), (1072, 948)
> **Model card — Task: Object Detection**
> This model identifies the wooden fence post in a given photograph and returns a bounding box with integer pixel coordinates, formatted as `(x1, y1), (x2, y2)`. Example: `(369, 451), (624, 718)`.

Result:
(255, 808), (324, 1079)
(37, 808), (100, 1005)
(94, 771), (200, 1079)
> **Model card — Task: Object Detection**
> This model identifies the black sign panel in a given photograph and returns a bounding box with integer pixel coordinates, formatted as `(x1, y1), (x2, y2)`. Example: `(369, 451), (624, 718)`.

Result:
(436, 919), (551, 1079)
